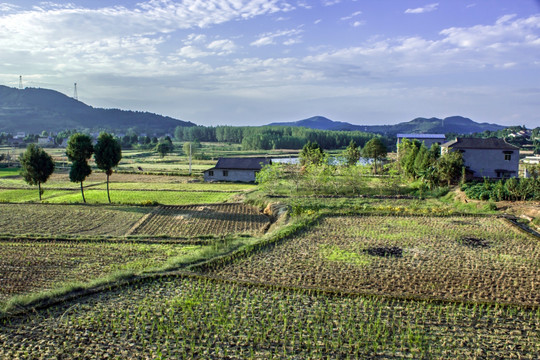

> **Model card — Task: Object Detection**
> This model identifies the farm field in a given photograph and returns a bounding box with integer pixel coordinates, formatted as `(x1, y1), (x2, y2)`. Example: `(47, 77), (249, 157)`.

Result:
(129, 203), (270, 237)
(0, 188), (236, 205)
(208, 215), (540, 306)
(1, 276), (538, 359)
(0, 239), (199, 301)
(0, 204), (151, 236)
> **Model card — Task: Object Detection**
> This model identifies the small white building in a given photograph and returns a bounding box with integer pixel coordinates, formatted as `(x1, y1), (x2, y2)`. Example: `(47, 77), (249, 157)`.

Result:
(38, 136), (55, 147)
(441, 138), (519, 179)
(204, 157), (271, 183)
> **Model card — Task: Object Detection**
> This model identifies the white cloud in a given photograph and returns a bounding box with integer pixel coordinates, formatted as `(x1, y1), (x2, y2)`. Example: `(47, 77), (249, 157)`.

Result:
(352, 21), (364, 27)
(0, 3), (18, 12)
(322, 0), (341, 6)
(405, 3), (439, 14)
(250, 28), (303, 47)
(340, 11), (362, 21)
(207, 39), (237, 54)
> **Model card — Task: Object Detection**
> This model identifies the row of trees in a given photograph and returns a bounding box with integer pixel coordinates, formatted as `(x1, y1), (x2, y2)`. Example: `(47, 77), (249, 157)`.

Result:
(397, 139), (464, 188)
(20, 133), (122, 202)
(174, 125), (391, 151)
(299, 138), (388, 173)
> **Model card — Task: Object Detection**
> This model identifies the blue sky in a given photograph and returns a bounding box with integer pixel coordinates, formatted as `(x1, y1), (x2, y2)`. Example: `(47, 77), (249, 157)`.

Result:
(1, 1), (539, 127)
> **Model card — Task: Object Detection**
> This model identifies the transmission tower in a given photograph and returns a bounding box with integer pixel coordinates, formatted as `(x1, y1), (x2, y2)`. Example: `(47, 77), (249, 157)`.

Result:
(18, 76), (23, 90)
(73, 82), (78, 100)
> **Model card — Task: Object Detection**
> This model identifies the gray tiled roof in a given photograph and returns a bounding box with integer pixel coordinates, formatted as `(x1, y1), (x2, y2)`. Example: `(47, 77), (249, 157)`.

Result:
(213, 157), (271, 170)
(441, 137), (519, 150)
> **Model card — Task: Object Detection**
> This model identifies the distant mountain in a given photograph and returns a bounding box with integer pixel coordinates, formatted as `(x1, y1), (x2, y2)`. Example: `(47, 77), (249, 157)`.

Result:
(268, 115), (505, 135)
(268, 116), (360, 131)
(0, 85), (195, 134)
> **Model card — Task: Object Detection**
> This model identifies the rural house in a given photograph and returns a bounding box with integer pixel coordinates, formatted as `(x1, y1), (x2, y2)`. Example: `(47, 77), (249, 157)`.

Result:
(441, 138), (519, 179)
(396, 134), (446, 149)
(204, 157), (271, 183)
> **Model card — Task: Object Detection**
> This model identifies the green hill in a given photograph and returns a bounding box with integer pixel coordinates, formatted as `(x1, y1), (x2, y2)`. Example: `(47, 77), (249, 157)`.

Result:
(0, 85), (195, 134)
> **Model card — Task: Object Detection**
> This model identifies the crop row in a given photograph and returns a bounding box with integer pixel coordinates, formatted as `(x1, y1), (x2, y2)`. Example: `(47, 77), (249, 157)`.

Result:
(209, 215), (540, 306)
(0, 239), (198, 301)
(130, 204), (271, 237)
(1, 276), (538, 359)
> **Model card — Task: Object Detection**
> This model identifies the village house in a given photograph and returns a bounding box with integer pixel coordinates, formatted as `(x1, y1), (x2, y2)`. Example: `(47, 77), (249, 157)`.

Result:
(204, 157), (271, 183)
(441, 138), (519, 179)
(396, 134), (446, 149)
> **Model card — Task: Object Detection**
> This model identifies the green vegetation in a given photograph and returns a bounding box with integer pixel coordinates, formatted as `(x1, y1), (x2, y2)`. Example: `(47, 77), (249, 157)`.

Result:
(0, 168), (19, 177)
(1, 276), (538, 359)
(66, 133), (94, 203)
(19, 144), (55, 200)
(94, 132), (122, 203)
(461, 177), (540, 201)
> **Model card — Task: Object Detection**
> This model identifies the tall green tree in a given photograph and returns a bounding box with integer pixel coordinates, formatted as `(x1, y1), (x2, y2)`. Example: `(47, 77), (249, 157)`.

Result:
(343, 139), (361, 166)
(362, 138), (387, 174)
(66, 133), (94, 203)
(94, 132), (122, 203)
(299, 141), (325, 166)
(155, 138), (174, 158)
(20, 144), (55, 201)
(436, 151), (463, 186)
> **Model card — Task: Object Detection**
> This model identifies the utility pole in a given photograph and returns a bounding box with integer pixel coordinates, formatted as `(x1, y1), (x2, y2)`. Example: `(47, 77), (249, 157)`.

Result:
(189, 143), (192, 175)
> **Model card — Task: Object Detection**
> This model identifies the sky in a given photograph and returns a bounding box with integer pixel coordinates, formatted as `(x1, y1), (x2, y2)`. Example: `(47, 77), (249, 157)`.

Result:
(1, 0), (539, 128)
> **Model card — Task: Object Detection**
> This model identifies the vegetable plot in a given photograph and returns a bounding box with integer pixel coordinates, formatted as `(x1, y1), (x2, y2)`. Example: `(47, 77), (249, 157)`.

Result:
(209, 215), (540, 306)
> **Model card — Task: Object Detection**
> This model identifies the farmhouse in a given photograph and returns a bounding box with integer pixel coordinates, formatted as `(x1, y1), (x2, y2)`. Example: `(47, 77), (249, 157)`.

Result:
(441, 137), (519, 179)
(204, 157), (271, 183)
(396, 134), (446, 149)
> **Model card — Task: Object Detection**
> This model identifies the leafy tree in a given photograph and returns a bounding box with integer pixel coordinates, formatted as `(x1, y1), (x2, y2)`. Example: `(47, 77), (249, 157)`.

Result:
(183, 141), (201, 157)
(66, 133), (94, 203)
(362, 138), (387, 174)
(155, 139), (174, 158)
(436, 151), (463, 186)
(343, 140), (361, 166)
(94, 132), (122, 203)
(299, 141), (325, 166)
(19, 144), (55, 200)
(256, 163), (284, 195)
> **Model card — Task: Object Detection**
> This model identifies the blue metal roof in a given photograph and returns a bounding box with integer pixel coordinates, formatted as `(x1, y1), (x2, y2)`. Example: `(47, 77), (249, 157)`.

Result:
(396, 134), (446, 139)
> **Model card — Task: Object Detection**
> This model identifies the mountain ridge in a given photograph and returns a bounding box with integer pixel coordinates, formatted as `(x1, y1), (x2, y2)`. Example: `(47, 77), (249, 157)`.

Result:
(0, 85), (195, 134)
(268, 115), (506, 135)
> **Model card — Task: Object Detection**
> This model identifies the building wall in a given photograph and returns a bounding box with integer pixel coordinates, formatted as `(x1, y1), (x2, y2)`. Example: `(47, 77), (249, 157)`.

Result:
(457, 148), (519, 178)
(204, 169), (258, 182)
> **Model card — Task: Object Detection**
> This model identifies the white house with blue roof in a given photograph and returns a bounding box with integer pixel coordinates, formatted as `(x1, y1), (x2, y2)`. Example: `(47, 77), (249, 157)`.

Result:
(396, 134), (446, 149)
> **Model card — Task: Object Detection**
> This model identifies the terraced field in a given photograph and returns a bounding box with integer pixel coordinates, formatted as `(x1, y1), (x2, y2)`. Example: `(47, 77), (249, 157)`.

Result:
(129, 204), (270, 237)
(0, 239), (198, 301)
(0, 203), (151, 236)
(208, 215), (540, 306)
(1, 276), (538, 359)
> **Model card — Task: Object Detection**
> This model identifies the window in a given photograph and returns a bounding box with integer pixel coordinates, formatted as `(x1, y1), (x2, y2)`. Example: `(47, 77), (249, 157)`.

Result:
(504, 154), (511, 161)
(208, 170), (214, 176)
(223, 170), (228, 177)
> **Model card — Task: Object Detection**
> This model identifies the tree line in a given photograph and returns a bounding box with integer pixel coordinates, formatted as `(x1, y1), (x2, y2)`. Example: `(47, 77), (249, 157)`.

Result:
(174, 125), (392, 151)
(20, 132), (122, 202)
